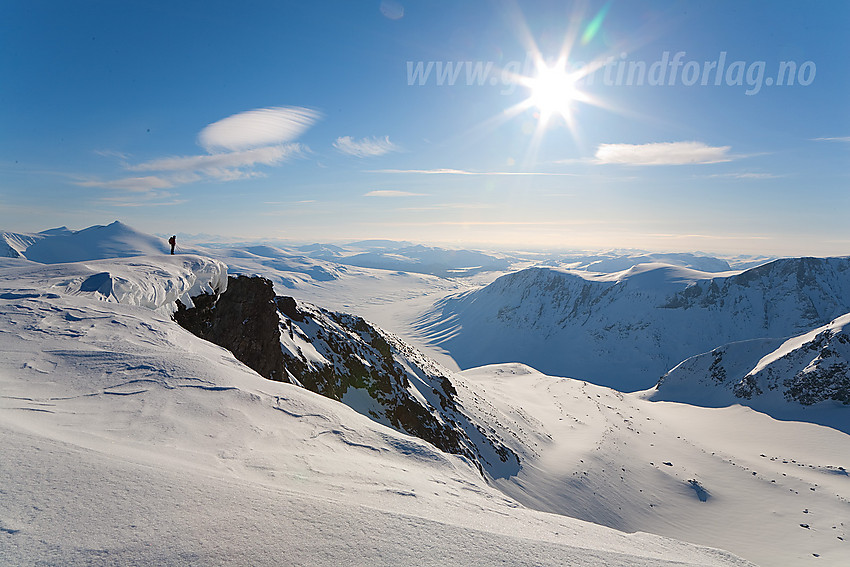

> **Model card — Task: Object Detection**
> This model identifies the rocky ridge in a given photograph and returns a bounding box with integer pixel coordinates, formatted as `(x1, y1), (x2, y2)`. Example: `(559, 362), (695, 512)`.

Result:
(175, 275), (518, 477)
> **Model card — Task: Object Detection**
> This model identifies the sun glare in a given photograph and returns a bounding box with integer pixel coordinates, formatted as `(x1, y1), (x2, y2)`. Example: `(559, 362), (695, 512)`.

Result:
(525, 61), (579, 126)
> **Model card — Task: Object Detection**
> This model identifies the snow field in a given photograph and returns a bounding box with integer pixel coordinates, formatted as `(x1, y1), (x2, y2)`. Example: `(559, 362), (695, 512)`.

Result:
(0, 259), (751, 566)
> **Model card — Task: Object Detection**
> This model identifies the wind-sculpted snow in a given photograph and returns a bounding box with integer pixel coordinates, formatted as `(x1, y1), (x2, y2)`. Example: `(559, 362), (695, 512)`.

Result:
(0, 254), (228, 315)
(0, 257), (752, 566)
(418, 257), (850, 391)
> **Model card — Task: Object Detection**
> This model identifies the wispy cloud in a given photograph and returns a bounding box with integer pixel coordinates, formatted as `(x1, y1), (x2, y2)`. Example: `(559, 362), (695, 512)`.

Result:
(399, 202), (497, 211)
(811, 136), (850, 142)
(334, 135), (399, 157)
(594, 142), (733, 165)
(363, 190), (426, 197)
(705, 172), (782, 179)
(127, 144), (305, 175)
(81, 106), (317, 195)
(100, 195), (189, 208)
(76, 175), (181, 192)
(371, 168), (578, 176)
(198, 107), (320, 152)
(94, 149), (130, 161)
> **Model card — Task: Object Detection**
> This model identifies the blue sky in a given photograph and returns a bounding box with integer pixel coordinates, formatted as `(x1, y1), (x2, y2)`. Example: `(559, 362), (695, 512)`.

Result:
(1, 0), (848, 255)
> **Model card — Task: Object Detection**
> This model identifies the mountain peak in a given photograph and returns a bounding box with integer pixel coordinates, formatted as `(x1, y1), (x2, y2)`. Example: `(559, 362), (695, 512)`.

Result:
(23, 221), (169, 264)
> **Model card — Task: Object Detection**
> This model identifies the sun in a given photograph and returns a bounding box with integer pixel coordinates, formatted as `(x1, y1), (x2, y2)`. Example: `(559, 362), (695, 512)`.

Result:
(524, 60), (580, 127)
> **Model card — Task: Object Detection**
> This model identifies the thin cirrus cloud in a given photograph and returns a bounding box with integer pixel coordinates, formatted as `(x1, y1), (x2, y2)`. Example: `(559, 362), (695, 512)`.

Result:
(364, 190), (426, 197)
(706, 172), (781, 179)
(127, 144), (306, 174)
(594, 141), (733, 165)
(334, 135), (399, 157)
(811, 136), (850, 142)
(76, 175), (180, 192)
(80, 106), (319, 198)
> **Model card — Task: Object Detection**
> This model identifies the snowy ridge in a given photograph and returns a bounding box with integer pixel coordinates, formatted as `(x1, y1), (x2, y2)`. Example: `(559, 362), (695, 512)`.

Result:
(418, 257), (850, 391)
(651, 312), (850, 427)
(0, 257), (750, 566)
(750, 312), (850, 376)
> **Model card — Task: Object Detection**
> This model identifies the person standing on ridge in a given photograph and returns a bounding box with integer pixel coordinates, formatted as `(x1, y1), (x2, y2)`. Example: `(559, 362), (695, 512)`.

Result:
(168, 235), (176, 255)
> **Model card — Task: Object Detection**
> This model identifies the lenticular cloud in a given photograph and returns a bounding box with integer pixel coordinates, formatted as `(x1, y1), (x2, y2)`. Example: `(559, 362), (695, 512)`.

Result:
(198, 106), (321, 153)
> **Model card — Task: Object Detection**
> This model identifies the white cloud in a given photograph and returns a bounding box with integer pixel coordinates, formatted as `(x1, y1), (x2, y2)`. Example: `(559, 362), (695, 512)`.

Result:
(80, 107), (318, 193)
(198, 106), (320, 152)
(364, 190), (426, 197)
(811, 136), (850, 142)
(380, 0), (404, 20)
(594, 142), (733, 165)
(334, 136), (399, 157)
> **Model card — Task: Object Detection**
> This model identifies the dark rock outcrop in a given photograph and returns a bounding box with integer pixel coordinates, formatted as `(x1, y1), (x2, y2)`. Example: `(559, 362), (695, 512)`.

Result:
(174, 275), (285, 381)
(174, 277), (518, 478)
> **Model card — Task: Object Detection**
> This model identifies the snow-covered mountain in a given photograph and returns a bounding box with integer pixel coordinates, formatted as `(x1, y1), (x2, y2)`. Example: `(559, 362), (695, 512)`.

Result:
(0, 255), (754, 566)
(1, 226), (73, 258)
(417, 258), (850, 391)
(1, 231), (40, 258)
(18, 220), (169, 263)
(650, 312), (850, 428)
(337, 244), (512, 277)
(552, 252), (736, 273)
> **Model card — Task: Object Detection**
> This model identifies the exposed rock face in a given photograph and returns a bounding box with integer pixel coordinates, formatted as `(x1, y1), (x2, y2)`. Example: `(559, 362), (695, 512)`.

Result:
(174, 276), (518, 477)
(174, 275), (285, 381)
(652, 312), (850, 423)
(277, 297), (518, 476)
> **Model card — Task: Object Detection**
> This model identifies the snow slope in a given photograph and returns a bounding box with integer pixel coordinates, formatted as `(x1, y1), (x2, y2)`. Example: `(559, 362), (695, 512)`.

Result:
(418, 258), (850, 391)
(1, 231), (41, 258)
(0, 257), (750, 566)
(650, 313), (850, 429)
(453, 364), (850, 566)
